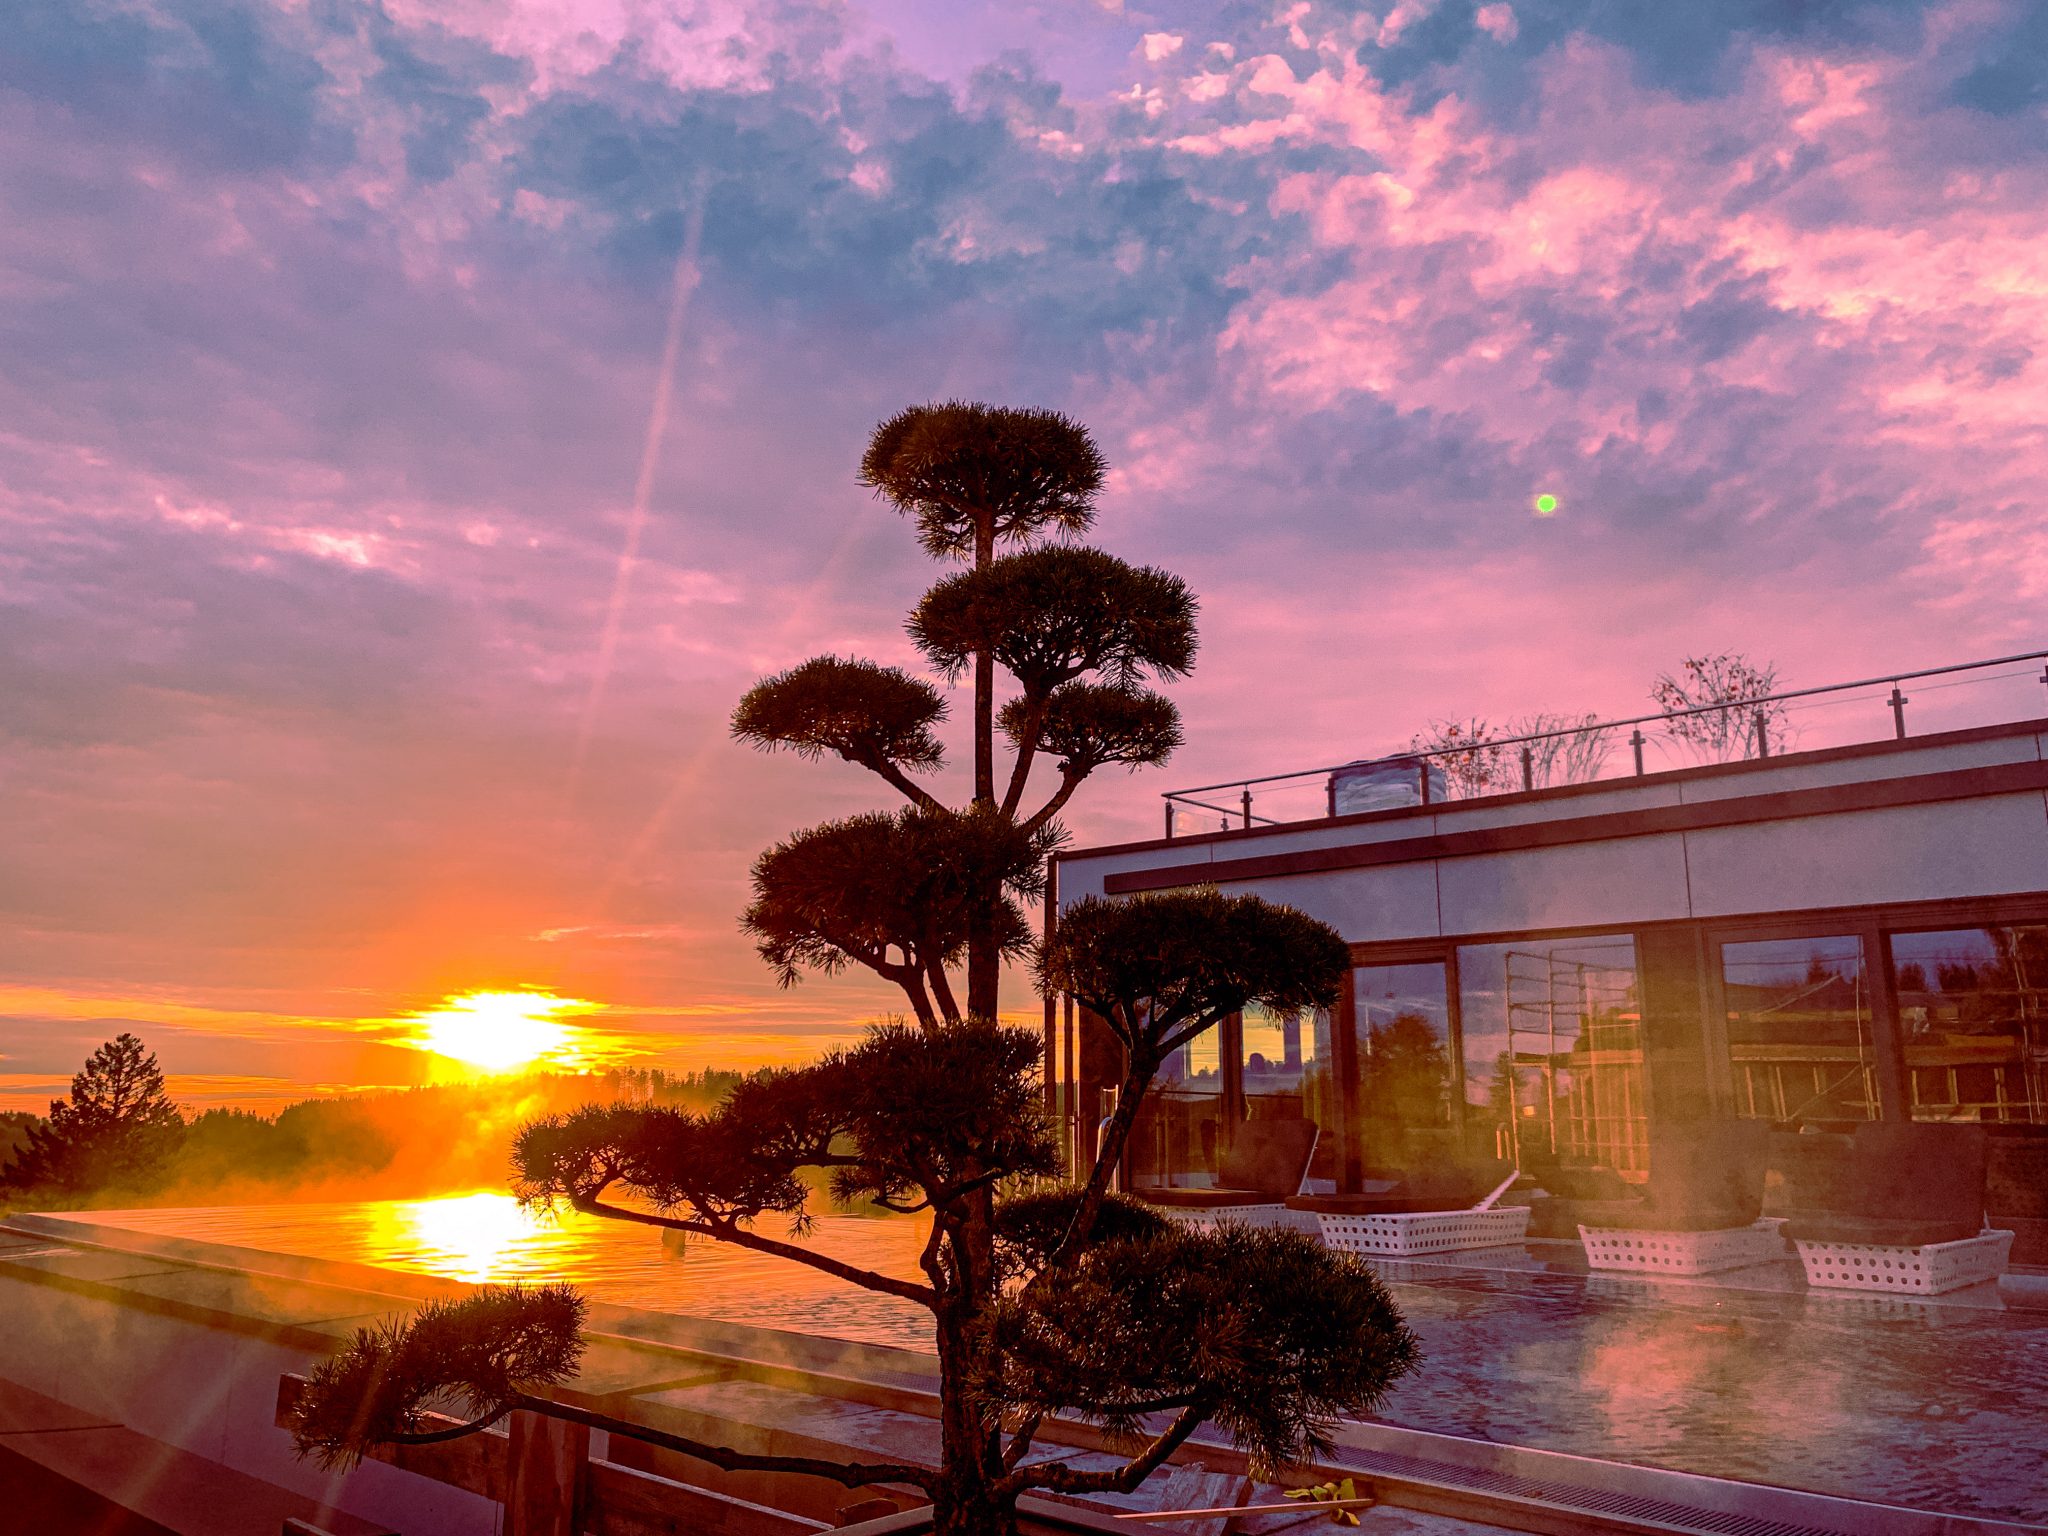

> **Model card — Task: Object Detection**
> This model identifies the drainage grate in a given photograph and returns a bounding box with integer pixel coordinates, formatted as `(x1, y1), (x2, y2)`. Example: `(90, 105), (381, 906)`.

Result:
(1344, 1445), (1878, 1536)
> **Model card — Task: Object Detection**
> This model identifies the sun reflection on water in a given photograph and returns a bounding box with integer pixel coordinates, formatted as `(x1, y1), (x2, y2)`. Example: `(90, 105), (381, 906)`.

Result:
(376, 1190), (547, 1283)
(271, 1190), (939, 1347)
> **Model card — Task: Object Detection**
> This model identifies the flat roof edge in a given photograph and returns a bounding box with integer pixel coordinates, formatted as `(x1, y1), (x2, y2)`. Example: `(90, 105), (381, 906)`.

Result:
(1058, 715), (2048, 866)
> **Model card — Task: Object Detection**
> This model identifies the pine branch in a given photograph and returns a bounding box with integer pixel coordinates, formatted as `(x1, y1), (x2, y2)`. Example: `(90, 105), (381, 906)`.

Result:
(1002, 1409), (1045, 1471)
(916, 1208), (949, 1288)
(886, 957), (940, 1029)
(925, 954), (962, 1024)
(1000, 690), (1053, 818)
(867, 756), (950, 815)
(384, 1403), (518, 1445)
(570, 1197), (938, 1308)
(1005, 1401), (1213, 1497)
(398, 1394), (938, 1491)
(1035, 1051), (1154, 1280)
(1020, 763), (1086, 837)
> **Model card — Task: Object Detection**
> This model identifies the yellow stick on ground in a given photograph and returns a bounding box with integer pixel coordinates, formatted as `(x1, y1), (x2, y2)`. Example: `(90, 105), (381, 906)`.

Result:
(1111, 1498), (1377, 1521)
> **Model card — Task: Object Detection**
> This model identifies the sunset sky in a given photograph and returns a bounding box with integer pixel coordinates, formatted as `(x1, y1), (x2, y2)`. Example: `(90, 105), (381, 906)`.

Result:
(5, 0), (2048, 1110)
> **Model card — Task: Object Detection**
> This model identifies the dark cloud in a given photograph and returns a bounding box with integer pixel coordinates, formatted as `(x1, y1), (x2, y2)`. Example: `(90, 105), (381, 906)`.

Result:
(1937, 5), (2048, 112)
(0, 0), (350, 171)
(1349, 0), (1929, 104)
(359, 7), (525, 182)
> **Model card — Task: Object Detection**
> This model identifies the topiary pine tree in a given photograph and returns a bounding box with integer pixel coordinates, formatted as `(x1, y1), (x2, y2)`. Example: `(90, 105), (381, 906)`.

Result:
(1, 1032), (185, 1194)
(288, 405), (1418, 1536)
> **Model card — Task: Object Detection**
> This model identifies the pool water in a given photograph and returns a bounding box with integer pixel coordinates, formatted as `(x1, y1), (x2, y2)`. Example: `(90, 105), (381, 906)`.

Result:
(90, 1191), (936, 1348)
(80, 1194), (2048, 1524)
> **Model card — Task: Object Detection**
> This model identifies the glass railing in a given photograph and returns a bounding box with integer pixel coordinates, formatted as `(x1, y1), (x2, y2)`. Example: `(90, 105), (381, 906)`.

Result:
(1161, 649), (2048, 838)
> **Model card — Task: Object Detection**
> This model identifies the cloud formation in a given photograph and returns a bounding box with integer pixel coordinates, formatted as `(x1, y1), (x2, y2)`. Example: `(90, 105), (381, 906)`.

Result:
(4, 0), (2046, 1097)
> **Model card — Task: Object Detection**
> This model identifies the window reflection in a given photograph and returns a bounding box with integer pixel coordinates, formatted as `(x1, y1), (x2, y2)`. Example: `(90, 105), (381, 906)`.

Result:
(1241, 1002), (1335, 1186)
(1458, 936), (1644, 1177)
(1352, 963), (1454, 1178)
(1133, 1025), (1225, 1190)
(1891, 926), (2048, 1124)
(1722, 935), (1875, 1125)
(1163, 1026), (1224, 1093)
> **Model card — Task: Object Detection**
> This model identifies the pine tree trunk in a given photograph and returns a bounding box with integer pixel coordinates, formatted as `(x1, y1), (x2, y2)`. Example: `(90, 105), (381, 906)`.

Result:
(966, 939), (1001, 1023)
(949, 512), (1014, 1517)
(930, 1455), (1018, 1536)
(967, 514), (1000, 1023)
(931, 1192), (1018, 1536)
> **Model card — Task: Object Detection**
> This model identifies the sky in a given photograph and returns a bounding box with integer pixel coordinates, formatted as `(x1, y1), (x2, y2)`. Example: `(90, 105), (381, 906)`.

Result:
(4, 0), (2048, 1110)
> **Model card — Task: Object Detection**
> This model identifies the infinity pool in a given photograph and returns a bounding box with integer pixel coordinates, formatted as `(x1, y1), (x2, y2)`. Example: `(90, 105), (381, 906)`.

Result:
(78, 1194), (2048, 1524)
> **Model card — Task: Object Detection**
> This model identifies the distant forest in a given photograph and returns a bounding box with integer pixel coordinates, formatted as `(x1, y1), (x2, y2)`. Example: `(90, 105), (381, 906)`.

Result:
(0, 1063), (768, 1213)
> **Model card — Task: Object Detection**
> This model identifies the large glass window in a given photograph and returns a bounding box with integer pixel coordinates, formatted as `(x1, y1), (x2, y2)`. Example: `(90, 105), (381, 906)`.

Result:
(1458, 936), (1644, 1177)
(1243, 1003), (1336, 1185)
(1722, 935), (1875, 1126)
(1351, 963), (1455, 1178)
(1132, 1026), (1225, 1189)
(1890, 926), (2048, 1124)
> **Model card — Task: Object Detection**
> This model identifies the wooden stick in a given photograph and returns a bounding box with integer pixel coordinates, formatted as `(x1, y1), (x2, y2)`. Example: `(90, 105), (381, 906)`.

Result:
(1111, 1498), (1376, 1521)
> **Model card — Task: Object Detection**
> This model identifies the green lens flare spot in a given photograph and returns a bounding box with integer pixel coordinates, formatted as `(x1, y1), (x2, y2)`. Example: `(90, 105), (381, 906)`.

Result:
(1533, 493), (1559, 515)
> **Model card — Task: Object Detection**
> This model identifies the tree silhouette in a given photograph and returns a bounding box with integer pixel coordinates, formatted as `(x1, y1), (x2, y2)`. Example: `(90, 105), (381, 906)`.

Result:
(738, 405), (1192, 1023)
(1651, 654), (1790, 762)
(1, 1033), (185, 1193)
(289, 406), (1417, 1536)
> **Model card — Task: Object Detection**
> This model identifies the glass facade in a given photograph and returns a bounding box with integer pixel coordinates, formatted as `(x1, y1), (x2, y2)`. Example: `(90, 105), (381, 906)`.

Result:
(1891, 926), (2048, 1124)
(1721, 935), (1875, 1125)
(1351, 963), (1455, 1177)
(1092, 906), (2048, 1193)
(1457, 936), (1644, 1177)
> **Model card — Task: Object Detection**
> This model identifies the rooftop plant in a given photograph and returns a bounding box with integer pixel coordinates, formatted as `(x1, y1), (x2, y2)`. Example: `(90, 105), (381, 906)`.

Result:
(288, 403), (1417, 1536)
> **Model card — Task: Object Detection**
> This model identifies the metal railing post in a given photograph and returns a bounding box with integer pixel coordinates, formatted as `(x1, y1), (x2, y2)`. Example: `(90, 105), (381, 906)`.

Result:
(1753, 709), (1770, 758)
(1240, 787), (1252, 829)
(1630, 729), (1645, 776)
(1889, 684), (1909, 739)
(1418, 762), (1432, 805)
(1164, 801), (1175, 840)
(1521, 746), (1534, 792)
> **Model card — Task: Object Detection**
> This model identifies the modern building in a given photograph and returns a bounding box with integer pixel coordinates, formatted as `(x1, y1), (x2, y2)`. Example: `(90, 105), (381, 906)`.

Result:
(1047, 660), (2048, 1244)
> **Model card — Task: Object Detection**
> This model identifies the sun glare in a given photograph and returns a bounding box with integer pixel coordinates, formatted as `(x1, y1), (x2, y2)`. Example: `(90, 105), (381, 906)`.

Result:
(408, 990), (597, 1074)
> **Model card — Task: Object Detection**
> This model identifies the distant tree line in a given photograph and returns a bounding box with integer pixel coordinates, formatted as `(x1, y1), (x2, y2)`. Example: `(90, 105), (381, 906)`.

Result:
(0, 1035), (765, 1210)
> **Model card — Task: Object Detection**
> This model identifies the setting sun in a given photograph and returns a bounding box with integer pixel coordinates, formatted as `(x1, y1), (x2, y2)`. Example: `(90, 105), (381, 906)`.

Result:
(407, 990), (597, 1074)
